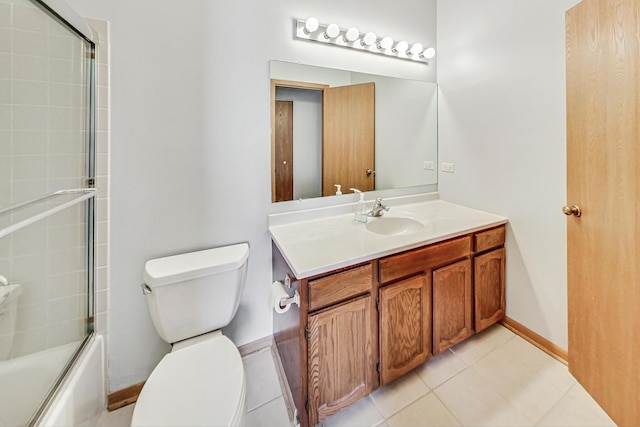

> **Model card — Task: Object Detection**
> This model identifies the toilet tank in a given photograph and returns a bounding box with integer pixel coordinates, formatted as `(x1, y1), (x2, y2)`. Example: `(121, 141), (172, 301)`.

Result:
(143, 243), (249, 344)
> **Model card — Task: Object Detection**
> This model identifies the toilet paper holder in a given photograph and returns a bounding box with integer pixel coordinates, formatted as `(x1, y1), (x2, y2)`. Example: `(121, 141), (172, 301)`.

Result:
(278, 290), (300, 309)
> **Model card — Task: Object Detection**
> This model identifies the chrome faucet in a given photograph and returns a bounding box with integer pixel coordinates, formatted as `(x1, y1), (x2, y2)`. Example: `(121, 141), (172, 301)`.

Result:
(367, 197), (390, 217)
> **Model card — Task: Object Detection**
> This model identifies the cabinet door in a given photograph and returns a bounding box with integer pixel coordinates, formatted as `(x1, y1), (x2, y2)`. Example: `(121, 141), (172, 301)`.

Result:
(474, 248), (505, 332)
(433, 259), (473, 354)
(307, 295), (374, 425)
(379, 275), (431, 385)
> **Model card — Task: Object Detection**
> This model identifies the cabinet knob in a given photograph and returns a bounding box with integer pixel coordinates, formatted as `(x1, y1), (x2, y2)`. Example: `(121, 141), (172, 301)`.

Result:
(562, 205), (582, 217)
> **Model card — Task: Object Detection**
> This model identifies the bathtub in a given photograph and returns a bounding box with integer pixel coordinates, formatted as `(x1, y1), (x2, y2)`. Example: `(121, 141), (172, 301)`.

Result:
(32, 334), (106, 426)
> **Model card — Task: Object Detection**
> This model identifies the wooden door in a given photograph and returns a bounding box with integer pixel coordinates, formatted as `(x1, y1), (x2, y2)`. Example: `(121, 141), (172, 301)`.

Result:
(274, 100), (293, 201)
(474, 248), (505, 333)
(307, 295), (374, 425)
(566, 1), (640, 425)
(432, 259), (473, 354)
(322, 83), (375, 195)
(379, 275), (431, 385)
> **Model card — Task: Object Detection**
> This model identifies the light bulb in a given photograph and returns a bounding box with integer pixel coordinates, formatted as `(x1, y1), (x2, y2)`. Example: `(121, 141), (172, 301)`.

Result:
(324, 23), (340, 39)
(303, 17), (319, 34)
(360, 32), (377, 47)
(392, 40), (408, 54)
(421, 47), (436, 59)
(343, 27), (359, 42)
(408, 43), (423, 56)
(377, 36), (393, 50)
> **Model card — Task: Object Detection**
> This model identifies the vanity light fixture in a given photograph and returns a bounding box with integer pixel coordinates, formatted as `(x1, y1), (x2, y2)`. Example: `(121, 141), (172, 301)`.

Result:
(323, 23), (340, 39)
(421, 47), (436, 59)
(360, 31), (377, 47)
(343, 27), (359, 42)
(303, 17), (319, 35)
(408, 43), (423, 56)
(392, 40), (408, 54)
(294, 17), (434, 64)
(377, 36), (394, 51)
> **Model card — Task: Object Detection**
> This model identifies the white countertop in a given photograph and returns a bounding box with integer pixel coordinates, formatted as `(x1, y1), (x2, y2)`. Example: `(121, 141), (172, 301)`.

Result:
(268, 195), (508, 279)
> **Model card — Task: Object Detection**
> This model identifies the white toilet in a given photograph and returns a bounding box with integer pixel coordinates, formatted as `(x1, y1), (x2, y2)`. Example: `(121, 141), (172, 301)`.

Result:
(131, 243), (250, 427)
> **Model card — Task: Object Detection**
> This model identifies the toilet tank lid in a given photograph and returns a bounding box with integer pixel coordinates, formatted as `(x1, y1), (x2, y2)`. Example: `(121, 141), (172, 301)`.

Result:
(144, 243), (249, 288)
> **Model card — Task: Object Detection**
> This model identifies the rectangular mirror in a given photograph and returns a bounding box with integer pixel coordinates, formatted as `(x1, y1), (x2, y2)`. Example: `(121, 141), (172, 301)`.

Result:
(270, 60), (438, 202)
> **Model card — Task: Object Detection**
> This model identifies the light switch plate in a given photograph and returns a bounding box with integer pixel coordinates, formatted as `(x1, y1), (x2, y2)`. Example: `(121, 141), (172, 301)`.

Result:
(423, 161), (435, 170)
(441, 162), (455, 173)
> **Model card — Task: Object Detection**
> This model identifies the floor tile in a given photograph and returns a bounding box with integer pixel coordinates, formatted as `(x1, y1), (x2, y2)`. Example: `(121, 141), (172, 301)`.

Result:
(96, 404), (134, 426)
(434, 366), (532, 426)
(246, 396), (292, 427)
(243, 347), (283, 411)
(414, 349), (468, 389)
(387, 393), (461, 427)
(449, 325), (515, 365)
(371, 371), (430, 418)
(320, 396), (385, 427)
(501, 336), (576, 394)
(472, 343), (566, 424)
(537, 383), (616, 426)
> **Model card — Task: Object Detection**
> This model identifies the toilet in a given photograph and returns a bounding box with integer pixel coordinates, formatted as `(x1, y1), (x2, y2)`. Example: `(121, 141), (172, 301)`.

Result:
(131, 243), (250, 427)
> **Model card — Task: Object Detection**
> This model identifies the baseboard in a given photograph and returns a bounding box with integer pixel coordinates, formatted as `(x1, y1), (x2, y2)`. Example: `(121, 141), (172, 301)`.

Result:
(238, 335), (273, 357)
(107, 381), (145, 411)
(500, 317), (568, 365)
(106, 335), (275, 412)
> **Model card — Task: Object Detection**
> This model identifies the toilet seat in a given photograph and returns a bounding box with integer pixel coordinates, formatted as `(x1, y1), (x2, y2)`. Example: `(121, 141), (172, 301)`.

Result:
(131, 334), (246, 426)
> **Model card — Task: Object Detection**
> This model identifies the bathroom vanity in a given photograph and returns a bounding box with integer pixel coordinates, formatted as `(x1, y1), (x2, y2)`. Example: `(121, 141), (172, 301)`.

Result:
(268, 195), (507, 427)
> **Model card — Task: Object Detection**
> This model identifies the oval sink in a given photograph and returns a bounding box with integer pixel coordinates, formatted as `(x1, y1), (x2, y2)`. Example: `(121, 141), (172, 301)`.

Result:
(365, 217), (424, 236)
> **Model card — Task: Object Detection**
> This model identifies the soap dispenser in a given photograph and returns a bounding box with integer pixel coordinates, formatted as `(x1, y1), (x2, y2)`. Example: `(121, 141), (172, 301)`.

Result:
(334, 184), (342, 196)
(350, 188), (368, 223)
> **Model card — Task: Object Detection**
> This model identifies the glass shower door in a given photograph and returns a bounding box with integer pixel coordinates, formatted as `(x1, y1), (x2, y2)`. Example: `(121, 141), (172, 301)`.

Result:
(0, 0), (96, 424)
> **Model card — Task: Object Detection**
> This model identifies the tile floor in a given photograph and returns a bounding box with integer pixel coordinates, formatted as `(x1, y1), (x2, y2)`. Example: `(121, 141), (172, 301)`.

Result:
(97, 325), (615, 427)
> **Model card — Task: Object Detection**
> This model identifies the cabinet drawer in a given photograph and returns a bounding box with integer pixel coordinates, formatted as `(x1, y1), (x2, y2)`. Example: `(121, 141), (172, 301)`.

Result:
(308, 264), (373, 311)
(379, 236), (471, 284)
(474, 226), (505, 253)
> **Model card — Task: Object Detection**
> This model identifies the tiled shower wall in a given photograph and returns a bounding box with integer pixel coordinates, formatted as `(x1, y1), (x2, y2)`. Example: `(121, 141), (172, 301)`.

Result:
(89, 16), (110, 355)
(0, 0), (109, 361)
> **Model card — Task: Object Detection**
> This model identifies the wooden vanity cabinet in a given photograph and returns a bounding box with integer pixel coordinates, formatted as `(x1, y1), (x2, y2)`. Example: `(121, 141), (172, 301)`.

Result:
(379, 236), (473, 369)
(272, 224), (506, 427)
(473, 226), (506, 333)
(379, 274), (431, 385)
(432, 259), (473, 354)
(303, 262), (377, 427)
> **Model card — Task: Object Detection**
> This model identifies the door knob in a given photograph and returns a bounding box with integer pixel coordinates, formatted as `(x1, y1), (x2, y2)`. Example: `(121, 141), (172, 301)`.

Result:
(562, 205), (582, 217)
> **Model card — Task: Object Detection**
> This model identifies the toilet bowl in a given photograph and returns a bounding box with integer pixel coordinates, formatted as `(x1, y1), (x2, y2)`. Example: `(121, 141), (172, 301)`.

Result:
(131, 331), (246, 426)
(131, 243), (249, 427)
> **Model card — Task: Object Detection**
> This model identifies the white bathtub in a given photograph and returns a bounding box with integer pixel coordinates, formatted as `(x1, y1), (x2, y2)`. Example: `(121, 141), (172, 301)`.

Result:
(36, 334), (106, 426)
(0, 340), (79, 426)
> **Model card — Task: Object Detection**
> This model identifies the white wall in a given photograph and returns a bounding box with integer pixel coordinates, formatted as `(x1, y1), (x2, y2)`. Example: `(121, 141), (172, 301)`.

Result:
(437, 0), (580, 350)
(64, 0), (436, 391)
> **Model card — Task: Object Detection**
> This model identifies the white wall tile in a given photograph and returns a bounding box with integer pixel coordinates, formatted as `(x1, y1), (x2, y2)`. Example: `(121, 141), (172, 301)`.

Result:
(12, 130), (47, 155)
(12, 105), (48, 130)
(12, 4), (50, 32)
(12, 28), (48, 56)
(0, 3), (11, 27)
(13, 54), (48, 81)
(0, 54), (10, 79)
(0, 78), (10, 103)
(0, 28), (11, 53)
(49, 58), (81, 84)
